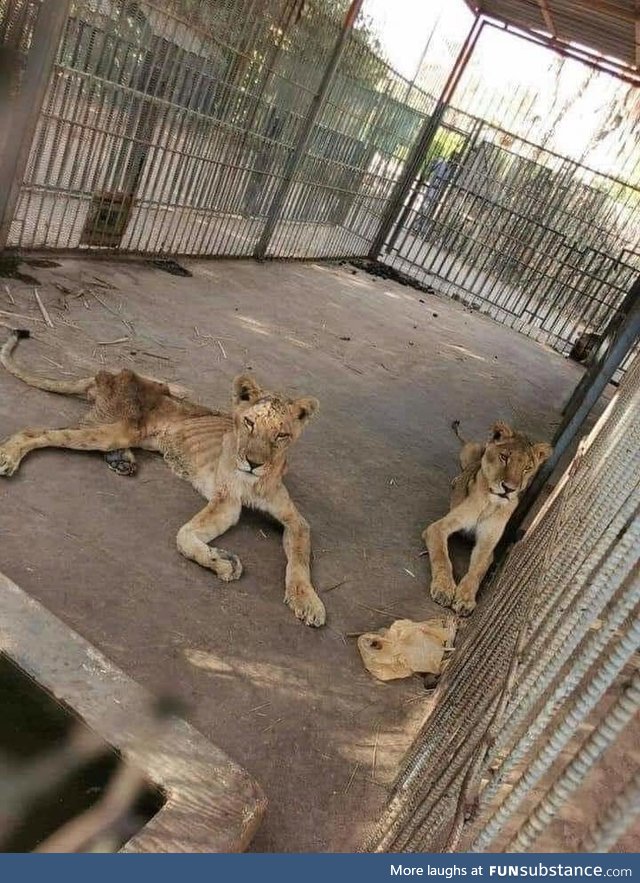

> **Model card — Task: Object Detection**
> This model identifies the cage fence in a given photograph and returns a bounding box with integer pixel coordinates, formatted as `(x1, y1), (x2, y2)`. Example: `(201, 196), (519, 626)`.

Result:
(1, 1), (639, 853)
(0, 0), (467, 259)
(380, 22), (640, 371)
(362, 348), (640, 854)
(1, 0), (637, 375)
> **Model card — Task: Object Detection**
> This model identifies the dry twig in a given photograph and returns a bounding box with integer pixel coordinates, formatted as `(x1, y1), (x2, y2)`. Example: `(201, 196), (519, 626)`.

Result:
(34, 289), (54, 328)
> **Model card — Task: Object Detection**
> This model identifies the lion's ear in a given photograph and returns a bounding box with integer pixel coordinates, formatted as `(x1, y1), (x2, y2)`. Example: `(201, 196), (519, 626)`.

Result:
(532, 442), (553, 465)
(232, 374), (261, 405)
(491, 420), (514, 441)
(292, 396), (319, 424)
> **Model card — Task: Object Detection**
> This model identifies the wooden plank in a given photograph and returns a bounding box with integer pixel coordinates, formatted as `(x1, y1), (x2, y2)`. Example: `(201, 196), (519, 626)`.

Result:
(0, 571), (267, 852)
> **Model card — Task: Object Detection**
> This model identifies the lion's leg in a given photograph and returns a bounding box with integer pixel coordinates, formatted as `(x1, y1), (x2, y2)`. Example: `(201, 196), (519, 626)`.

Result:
(423, 505), (474, 608)
(259, 488), (326, 628)
(104, 448), (137, 476)
(0, 422), (134, 477)
(452, 521), (501, 617)
(176, 496), (243, 582)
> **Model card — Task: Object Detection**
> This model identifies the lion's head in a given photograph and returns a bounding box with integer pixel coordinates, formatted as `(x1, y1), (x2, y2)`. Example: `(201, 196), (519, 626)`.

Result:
(481, 421), (552, 501)
(231, 374), (319, 480)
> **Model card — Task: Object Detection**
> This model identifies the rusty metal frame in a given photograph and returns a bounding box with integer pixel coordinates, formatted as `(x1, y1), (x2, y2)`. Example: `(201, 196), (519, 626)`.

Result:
(368, 15), (484, 261)
(254, 0), (365, 259)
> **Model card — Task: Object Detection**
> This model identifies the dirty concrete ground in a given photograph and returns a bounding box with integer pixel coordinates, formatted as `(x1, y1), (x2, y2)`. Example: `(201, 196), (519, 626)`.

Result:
(0, 257), (585, 851)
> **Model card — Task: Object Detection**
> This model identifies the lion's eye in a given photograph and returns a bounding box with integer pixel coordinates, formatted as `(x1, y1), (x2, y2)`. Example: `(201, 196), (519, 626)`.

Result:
(500, 453), (509, 463)
(524, 464), (532, 473)
(276, 433), (291, 442)
(244, 417), (255, 431)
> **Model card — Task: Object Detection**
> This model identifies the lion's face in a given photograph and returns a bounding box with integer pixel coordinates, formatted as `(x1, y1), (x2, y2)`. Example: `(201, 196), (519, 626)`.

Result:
(481, 421), (552, 501)
(231, 374), (319, 480)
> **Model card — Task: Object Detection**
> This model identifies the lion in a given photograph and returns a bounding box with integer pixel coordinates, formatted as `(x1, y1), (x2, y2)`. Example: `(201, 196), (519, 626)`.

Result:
(423, 420), (552, 617)
(0, 329), (325, 627)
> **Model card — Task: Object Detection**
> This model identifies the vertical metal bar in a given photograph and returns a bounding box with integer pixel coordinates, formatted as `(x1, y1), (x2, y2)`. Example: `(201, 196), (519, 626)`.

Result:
(0, 0), (72, 249)
(367, 14), (483, 261)
(561, 275), (640, 423)
(582, 769), (640, 853)
(498, 276), (640, 548)
(253, 0), (364, 259)
(506, 674), (640, 852)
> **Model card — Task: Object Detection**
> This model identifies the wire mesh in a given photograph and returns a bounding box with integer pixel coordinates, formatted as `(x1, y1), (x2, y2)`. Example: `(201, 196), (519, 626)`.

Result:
(362, 353), (640, 853)
(0, 0), (42, 95)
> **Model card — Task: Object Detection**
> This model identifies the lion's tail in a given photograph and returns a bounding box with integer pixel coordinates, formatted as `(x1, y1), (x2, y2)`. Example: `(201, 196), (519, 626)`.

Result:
(1, 329), (93, 397)
(451, 419), (467, 445)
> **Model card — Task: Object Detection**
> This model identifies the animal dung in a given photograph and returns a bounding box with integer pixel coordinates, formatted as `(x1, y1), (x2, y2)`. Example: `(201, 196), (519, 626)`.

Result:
(357, 617), (456, 682)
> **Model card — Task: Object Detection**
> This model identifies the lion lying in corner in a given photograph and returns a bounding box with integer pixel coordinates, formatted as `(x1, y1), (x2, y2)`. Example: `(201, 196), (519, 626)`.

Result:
(0, 329), (325, 627)
(423, 420), (552, 617)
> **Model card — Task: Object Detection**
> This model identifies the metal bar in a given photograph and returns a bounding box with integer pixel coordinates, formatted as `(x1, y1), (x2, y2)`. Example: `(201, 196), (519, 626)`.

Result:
(253, 0), (365, 259)
(367, 15), (484, 260)
(561, 275), (640, 422)
(482, 17), (640, 87)
(582, 768), (640, 852)
(506, 674), (640, 851)
(498, 277), (640, 548)
(471, 595), (640, 851)
(0, 0), (72, 250)
(536, 0), (557, 37)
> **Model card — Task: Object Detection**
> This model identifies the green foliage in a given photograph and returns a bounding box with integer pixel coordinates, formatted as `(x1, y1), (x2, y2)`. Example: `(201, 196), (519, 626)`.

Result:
(420, 128), (466, 174)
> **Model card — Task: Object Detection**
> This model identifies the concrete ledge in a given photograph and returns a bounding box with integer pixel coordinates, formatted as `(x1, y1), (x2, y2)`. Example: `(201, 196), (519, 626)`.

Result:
(0, 571), (266, 852)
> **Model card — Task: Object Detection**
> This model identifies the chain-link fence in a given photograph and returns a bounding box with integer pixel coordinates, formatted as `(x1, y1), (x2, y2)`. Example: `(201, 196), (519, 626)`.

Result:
(363, 349), (640, 853)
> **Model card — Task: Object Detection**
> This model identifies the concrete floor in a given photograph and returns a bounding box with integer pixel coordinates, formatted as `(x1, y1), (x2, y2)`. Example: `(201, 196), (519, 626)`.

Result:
(0, 257), (584, 851)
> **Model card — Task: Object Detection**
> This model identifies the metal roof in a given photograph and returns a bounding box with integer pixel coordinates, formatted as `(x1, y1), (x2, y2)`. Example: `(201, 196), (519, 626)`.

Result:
(464, 0), (639, 81)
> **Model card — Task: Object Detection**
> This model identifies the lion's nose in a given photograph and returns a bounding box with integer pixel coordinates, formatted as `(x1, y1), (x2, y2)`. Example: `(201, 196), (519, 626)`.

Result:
(247, 458), (261, 471)
(502, 481), (516, 493)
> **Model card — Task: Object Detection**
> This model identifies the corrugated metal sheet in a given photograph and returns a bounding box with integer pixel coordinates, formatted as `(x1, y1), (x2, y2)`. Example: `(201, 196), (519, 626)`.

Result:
(466, 0), (638, 72)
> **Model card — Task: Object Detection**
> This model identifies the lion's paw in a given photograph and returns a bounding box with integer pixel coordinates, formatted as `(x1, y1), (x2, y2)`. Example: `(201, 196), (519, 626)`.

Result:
(430, 573), (456, 608)
(451, 575), (479, 617)
(105, 449), (137, 476)
(452, 595), (476, 617)
(212, 548), (243, 582)
(285, 583), (326, 628)
(0, 448), (20, 477)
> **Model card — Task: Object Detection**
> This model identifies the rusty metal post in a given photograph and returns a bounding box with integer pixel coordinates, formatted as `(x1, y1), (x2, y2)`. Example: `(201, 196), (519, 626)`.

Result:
(0, 0), (71, 250)
(254, 0), (364, 259)
(498, 274), (640, 550)
(367, 14), (483, 260)
(560, 275), (640, 424)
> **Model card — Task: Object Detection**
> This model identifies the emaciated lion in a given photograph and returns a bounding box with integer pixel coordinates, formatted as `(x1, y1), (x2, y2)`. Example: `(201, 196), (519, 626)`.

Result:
(423, 420), (552, 616)
(0, 330), (325, 627)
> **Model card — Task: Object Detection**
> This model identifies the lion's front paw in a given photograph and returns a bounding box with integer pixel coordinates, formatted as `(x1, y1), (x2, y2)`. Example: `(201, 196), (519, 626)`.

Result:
(430, 572), (456, 608)
(0, 448), (20, 477)
(452, 595), (476, 617)
(211, 548), (243, 582)
(452, 579), (478, 617)
(285, 583), (326, 628)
